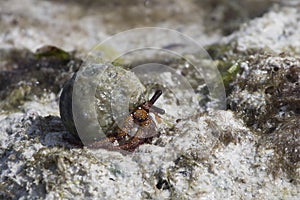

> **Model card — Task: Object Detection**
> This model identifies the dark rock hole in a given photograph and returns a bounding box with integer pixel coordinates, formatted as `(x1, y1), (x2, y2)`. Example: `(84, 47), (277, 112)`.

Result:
(156, 178), (171, 190)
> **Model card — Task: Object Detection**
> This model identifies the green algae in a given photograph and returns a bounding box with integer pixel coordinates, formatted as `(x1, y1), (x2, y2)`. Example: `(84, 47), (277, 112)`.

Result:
(205, 43), (242, 92)
(34, 45), (71, 61)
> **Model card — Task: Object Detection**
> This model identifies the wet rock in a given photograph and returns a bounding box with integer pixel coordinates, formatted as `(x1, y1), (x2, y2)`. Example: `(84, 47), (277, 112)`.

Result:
(259, 117), (300, 183)
(0, 112), (143, 199)
(223, 6), (300, 55)
(206, 5), (300, 189)
(0, 46), (82, 112)
(0, 0), (299, 199)
(226, 53), (300, 183)
(228, 54), (300, 132)
(3, 108), (298, 199)
(198, 0), (274, 35)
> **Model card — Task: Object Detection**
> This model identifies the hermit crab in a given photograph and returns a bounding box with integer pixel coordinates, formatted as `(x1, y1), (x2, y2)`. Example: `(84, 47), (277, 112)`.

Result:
(88, 90), (165, 152)
(59, 65), (165, 152)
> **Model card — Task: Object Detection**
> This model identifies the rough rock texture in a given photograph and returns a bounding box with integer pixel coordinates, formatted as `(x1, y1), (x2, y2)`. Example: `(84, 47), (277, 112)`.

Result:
(0, 46), (81, 113)
(0, 1), (300, 200)
(229, 54), (300, 131)
(223, 5), (300, 55)
(0, 0), (276, 52)
(228, 54), (300, 183)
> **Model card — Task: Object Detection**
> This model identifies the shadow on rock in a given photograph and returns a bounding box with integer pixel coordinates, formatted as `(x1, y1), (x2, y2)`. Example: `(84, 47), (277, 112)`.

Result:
(27, 115), (83, 149)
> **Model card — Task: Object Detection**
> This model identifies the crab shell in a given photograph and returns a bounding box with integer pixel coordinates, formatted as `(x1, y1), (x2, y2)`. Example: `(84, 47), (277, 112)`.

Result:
(59, 64), (146, 145)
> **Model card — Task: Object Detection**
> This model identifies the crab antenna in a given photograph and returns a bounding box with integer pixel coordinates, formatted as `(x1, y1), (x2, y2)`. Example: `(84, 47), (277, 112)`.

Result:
(149, 90), (162, 105)
(150, 105), (165, 115)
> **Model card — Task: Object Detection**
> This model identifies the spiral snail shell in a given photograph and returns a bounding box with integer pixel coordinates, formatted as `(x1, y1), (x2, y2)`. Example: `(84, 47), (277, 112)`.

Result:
(59, 64), (164, 151)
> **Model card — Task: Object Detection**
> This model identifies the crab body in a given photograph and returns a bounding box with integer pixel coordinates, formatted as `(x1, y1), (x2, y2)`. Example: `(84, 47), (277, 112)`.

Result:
(88, 90), (164, 152)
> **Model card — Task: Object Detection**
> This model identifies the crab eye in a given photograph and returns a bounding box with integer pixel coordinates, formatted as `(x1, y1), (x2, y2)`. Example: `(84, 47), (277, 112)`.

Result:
(133, 108), (148, 122)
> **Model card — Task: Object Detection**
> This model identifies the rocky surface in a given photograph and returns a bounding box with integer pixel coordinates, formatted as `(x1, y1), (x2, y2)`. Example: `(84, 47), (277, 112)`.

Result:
(224, 6), (300, 55)
(0, 1), (299, 199)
